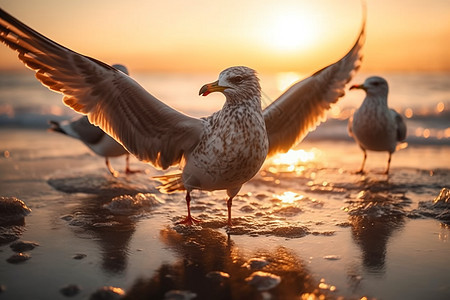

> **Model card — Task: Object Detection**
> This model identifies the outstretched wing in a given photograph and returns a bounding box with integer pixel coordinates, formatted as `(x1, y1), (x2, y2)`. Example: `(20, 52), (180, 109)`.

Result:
(263, 19), (365, 156)
(0, 8), (203, 169)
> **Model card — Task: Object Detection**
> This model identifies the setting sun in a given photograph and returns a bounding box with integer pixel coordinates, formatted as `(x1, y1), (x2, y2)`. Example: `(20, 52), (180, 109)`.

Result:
(264, 11), (320, 52)
(0, 0), (448, 72)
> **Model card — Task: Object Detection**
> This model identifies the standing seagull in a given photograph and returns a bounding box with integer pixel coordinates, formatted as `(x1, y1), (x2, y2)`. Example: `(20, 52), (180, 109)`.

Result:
(348, 76), (407, 174)
(0, 8), (364, 225)
(49, 64), (140, 177)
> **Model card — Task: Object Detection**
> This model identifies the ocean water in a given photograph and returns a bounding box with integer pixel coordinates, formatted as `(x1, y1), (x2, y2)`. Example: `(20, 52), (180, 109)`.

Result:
(0, 71), (449, 145)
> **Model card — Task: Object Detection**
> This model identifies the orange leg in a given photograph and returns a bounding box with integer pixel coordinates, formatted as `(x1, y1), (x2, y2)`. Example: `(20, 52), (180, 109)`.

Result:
(125, 154), (143, 175)
(105, 157), (119, 177)
(177, 192), (202, 225)
(227, 197), (234, 226)
(384, 153), (392, 175)
(357, 149), (367, 174)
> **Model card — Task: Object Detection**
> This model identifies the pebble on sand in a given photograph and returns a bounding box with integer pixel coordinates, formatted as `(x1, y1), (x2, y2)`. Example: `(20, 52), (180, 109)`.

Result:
(245, 271), (281, 291)
(73, 253), (87, 260)
(164, 290), (197, 300)
(242, 258), (270, 270)
(6, 252), (30, 264)
(0, 196), (31, 224)
(206, 271), (230, 283)
(10, 240), (39, 252)
(60, 284), (81, 297)
(89, 286), (125, 300)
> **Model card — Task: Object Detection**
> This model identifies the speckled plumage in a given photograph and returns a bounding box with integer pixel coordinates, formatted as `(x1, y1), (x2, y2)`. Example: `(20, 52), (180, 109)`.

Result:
(348, 76), (407, 174)
(172, 67), (268, 225)
(184, 67), (268, 194)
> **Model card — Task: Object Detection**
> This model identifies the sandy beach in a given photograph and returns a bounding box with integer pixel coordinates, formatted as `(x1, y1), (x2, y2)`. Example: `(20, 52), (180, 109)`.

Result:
(0, 127), (449, 300)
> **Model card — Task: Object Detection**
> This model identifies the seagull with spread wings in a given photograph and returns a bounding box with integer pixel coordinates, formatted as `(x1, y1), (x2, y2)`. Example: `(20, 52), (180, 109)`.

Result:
(0, 8), (365, 226)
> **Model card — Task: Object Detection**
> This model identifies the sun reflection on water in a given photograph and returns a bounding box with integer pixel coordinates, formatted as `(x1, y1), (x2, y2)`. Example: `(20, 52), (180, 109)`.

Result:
(276, 191), (304, 204)
(273, 149), (316, 165)
(270, 149), (318, 173)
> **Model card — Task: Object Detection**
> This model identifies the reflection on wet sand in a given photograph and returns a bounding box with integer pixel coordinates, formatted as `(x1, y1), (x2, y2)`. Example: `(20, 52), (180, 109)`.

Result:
(124, 227), (330, 300)
(49, 172), (160, 274)
(350, 214), (404, 273)
(41, 153), (449, 299)
(347, 181), (409, 274)
(65, 194), (137, 274)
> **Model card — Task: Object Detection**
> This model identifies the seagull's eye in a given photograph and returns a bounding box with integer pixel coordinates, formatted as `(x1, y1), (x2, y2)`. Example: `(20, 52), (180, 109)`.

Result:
(230, 76), (244, 85)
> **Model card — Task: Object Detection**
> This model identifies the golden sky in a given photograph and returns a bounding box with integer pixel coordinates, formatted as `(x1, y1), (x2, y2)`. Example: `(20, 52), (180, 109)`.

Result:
(0, 0), (449, 73)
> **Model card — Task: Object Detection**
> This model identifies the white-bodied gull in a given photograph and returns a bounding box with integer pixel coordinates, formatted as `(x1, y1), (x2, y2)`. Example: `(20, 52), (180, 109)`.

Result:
(49, 64), (141, 177)
(348, 76), (407, 174)
(49, 116), (136, 177)
(0, 8), (365, 225)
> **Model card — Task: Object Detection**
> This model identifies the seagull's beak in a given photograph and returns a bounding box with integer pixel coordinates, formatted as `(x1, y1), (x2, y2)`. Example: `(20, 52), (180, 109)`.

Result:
(350, 84), (365, 91)
(199, 80), (227, 96)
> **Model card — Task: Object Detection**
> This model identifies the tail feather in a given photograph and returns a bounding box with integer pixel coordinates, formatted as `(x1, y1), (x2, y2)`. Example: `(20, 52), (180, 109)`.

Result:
(154, 172), (185, 193)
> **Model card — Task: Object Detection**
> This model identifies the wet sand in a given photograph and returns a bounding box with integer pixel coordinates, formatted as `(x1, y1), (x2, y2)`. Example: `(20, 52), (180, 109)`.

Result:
(0, 128), (449, 300)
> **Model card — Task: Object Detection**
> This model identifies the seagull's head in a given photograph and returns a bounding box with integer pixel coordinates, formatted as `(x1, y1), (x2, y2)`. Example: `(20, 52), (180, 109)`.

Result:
(199, 66), (261, 103)
(112, 64), (129, 76)
(350, 76), (389, 97)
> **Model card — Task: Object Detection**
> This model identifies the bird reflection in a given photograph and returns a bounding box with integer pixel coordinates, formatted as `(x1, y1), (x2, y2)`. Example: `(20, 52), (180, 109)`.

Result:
(124, 227), (324, 300)
(48, 171), (152, 274)
(66, 194), (137, 274)
(348, 187), (407, 274)
(350, 214), (404, 273)
(94, 220), (135, 274)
